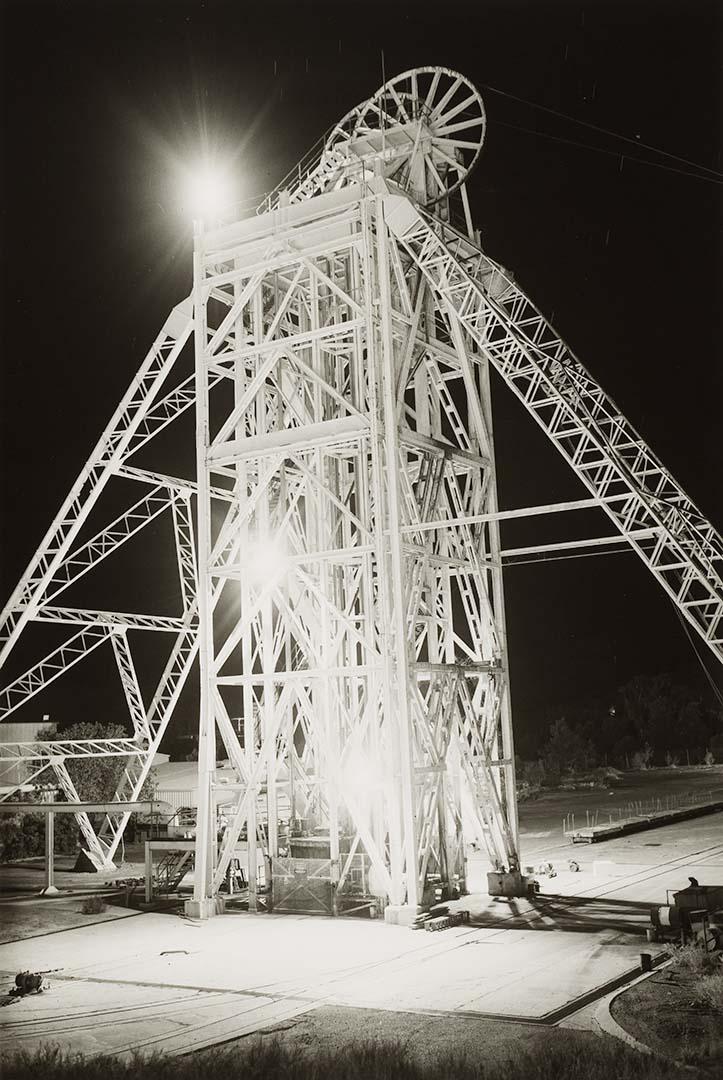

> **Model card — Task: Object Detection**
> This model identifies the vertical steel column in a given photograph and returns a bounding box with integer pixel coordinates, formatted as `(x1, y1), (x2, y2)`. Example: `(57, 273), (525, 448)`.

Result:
(445, 298), (519, 864)
(477, 353), (519, 861)
(188, 219), (217, 916)
(44, 811), (55, 892)
(362, 200), (404, 906)
(233, 262), (258, 913)
(145, 842), (153, 903)
(376, 196), (420, 910)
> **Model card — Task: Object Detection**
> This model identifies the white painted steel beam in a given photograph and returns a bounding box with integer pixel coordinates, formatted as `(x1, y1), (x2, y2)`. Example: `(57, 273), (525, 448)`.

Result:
(0, 738), (144, 762)
(0, 627), (110, 720)
(385, 192), (723, 662)
(0, 301), (193, 668)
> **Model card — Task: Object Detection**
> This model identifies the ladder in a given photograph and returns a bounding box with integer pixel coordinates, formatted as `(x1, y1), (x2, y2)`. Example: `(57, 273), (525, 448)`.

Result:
(154, 849), (193, 896)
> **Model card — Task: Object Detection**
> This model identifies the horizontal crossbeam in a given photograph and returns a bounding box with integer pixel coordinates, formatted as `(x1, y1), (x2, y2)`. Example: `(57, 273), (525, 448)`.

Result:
(32, 607), (187, 632)
(0, 739), (144, 762)
(0, 801), (160, 814)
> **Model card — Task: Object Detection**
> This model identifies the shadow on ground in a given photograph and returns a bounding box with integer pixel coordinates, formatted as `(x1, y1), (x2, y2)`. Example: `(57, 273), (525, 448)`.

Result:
(469, 893), (651, 936)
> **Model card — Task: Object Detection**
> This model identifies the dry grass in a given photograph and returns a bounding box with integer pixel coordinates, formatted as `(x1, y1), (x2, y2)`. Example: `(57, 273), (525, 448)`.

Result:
(694, 973), (723, 1012)
(670, 942), (721, 978)
(651, 943), (723, 1067)
(3, 1035), (689, 1080)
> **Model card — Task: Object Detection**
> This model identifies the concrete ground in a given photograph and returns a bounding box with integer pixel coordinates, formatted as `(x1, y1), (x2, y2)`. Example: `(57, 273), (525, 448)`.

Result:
(1, 813), (721, 1060)
(516, 764), (723, 862)
(0, 905), (643, 1059)
(1, 769), (721, 1062)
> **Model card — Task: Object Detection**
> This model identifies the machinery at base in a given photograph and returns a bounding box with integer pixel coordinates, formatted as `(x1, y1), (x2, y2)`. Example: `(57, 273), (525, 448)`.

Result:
(487, 870), (539, 899)
(8, 970), (58, 997)
(648, 884), (723, 950)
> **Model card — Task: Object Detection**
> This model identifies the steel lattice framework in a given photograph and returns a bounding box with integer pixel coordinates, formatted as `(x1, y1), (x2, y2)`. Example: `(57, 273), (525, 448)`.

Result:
(1, 68), (721, 911)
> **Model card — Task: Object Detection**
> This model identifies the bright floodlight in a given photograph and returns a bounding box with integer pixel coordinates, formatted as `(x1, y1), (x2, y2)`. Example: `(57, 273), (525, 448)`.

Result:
(243, 535), (289, 585)
(182, 163), (234, 220)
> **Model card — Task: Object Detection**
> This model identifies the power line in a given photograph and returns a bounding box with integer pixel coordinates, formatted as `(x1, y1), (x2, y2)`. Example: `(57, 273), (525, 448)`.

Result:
(490, 118), (723, 186)
(482, 83), (723, 181)
(504, 544), (641, 566)
(673, 606), (723, 709)
(507, 551), (723, 703)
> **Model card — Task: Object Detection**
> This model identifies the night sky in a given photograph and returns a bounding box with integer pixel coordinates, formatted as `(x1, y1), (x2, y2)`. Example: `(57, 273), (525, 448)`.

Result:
(1, 0), (721, 751)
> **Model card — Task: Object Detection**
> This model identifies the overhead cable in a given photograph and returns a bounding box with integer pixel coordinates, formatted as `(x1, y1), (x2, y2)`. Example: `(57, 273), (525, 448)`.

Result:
(490, 119), (723, 186)
(482, 83), (723, 181)
(673, 606), (723, 709)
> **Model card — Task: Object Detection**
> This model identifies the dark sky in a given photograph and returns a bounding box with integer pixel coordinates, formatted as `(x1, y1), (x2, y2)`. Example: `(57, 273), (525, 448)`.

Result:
(1, 0), (721, 750)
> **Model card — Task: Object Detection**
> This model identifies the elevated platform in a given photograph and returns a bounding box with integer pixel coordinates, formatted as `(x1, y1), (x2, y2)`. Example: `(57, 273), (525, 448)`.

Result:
(565, 798), (723, 844)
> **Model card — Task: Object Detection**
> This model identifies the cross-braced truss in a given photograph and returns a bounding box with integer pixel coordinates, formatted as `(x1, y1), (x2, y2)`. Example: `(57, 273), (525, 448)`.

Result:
(1, 68), (721, 904)
(190, 188), (520, 911)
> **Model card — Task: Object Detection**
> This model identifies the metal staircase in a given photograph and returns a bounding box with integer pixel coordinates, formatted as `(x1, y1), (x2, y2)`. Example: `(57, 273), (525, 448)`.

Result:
(154, 849), (194, 896)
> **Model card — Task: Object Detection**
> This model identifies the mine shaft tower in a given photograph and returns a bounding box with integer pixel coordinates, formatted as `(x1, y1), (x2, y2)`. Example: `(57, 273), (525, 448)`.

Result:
(1, 69), (721, 921)
(191, 70), (521, 919)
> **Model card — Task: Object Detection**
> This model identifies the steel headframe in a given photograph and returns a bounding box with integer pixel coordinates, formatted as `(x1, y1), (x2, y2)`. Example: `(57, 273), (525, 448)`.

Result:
(1, 67), (721, 900)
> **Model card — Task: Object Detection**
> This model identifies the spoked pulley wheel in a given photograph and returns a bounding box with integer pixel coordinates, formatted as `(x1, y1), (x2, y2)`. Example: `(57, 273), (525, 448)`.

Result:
(324, 67), (486, 206)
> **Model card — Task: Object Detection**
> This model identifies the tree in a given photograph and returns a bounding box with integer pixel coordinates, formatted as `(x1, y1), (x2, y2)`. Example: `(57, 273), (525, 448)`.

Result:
(541, 717), (596, 774)
(37, 721), (156, 803)
(617, 674), (719, 763)
(36, 722), (157, 855)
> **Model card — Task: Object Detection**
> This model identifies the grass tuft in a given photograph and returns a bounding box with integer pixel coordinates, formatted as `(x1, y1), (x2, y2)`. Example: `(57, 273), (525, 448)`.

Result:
(79, 896), (106, 915)
(2, 1034), (691, 1080)
(691, 968), (723, 1011)
(669, 941), (721, 977)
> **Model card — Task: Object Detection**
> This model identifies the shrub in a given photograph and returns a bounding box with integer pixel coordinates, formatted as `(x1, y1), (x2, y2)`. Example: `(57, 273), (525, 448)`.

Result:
(0, 813), (42, 862)
(670, 942), (721, 978)
(516, 780), (541, 802)
(695, 972), (723, 1012)
(630, 743), (653, 770)
(80, 896), (106, 915)
(0, 812), (77, 863)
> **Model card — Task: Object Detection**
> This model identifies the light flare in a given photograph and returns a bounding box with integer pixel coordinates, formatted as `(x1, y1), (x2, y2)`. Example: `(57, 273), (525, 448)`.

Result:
(181, 161), (235, 220)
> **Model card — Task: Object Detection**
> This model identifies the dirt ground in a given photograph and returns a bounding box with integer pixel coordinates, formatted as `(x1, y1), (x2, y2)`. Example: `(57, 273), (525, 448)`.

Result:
(205, 1003), (608, 1070)
(611, 967), (723, 1073)
(0, 896), (139, 944)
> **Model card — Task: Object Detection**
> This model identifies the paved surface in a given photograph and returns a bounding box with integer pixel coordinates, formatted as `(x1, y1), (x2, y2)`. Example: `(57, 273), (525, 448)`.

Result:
(1, 770), (721, 1060)
(4, 817), (720, 1062)
(517, 765), (723, 862)
(0, 907), (653, 1058)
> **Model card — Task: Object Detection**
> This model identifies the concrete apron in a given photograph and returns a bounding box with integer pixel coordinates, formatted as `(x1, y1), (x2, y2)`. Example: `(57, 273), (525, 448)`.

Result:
(0, 908), (667, 1059)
